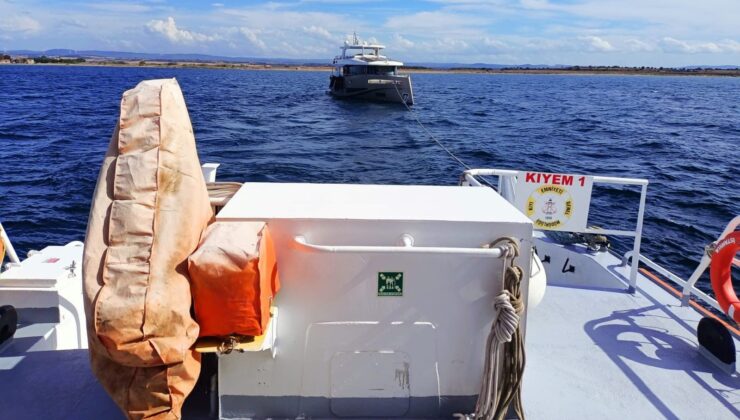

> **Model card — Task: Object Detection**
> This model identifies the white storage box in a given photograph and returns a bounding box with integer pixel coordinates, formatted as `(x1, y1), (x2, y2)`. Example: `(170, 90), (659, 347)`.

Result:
(215, 183), (533, 419)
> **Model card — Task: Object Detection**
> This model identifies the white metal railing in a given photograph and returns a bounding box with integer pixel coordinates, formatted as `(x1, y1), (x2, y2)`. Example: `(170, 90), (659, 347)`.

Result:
(460, 168), (648, 291)
(621, 216), (740, 314)
(621, 251), (724, 313)
(294, 234), (509, 258)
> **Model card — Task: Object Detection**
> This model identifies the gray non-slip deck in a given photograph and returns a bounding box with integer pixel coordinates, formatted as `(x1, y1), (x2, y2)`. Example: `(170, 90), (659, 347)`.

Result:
(523, 261), (740, 419)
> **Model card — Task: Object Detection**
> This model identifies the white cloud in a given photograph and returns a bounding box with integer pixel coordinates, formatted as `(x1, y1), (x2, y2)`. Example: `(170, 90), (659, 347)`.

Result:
(581, 35), (614, 52)
(483, 37), (508, 51)
(624, 39), (655, 52)
(421, 37), (470, 54)
(146, 17), (218, 43)
(393, 34), (415, 49)
(302, 25), (334, 42)
(661, 37), (722, 54)
(720, 39), (740, 53)
(0, 15), (41, 33)
(239, 27), (266, 50)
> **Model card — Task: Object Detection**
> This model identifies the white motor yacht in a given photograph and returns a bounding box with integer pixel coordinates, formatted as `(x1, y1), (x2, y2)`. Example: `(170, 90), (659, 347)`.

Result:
(329, 33), (414, 105)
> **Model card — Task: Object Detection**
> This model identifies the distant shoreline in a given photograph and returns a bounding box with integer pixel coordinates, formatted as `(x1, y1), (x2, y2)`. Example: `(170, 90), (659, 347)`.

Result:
(2, 60), (739, 77)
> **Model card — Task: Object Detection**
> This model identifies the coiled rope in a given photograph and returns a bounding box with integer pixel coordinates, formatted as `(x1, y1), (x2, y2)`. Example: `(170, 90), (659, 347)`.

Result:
(207, 182), (242, 200)
(456, 237), (526, 420)
(207, 181), (243, 207)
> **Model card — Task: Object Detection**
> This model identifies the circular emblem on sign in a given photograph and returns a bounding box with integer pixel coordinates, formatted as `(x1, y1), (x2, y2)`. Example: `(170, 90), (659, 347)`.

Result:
(526, 185), (573, 229)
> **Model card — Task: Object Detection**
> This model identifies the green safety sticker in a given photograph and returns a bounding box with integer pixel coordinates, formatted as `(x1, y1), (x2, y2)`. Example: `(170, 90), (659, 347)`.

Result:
(377, 272), (403, 296)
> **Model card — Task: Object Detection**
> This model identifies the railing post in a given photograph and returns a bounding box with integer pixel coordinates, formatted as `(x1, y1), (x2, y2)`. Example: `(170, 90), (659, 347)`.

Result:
(628, 183), (648, 293)
(500, 175), (516, 203)
(201, 163), (220, 183)
(681, 255), (710, 305)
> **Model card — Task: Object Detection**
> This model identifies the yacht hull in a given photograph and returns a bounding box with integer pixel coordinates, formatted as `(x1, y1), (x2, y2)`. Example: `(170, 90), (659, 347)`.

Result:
(329, 74), (414, 105)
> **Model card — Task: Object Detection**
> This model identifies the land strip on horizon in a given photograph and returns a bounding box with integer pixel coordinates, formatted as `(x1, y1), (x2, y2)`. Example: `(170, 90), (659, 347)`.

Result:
(2, 58), (738, 77)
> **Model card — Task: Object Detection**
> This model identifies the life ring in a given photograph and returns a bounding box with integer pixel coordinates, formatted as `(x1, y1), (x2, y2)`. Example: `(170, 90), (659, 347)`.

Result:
(710, 231), (740, 323)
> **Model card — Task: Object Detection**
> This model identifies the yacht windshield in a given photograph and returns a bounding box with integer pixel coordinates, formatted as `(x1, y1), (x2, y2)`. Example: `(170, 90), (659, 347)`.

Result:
(368, 66), (396, 75)
(342, 65), (397, 76)
(343, 65), (366, 76)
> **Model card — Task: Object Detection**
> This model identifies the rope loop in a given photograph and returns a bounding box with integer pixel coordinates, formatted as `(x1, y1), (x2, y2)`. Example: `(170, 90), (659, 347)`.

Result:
(492, 291), (519, 343)
(217, 335), (239, 355)
(467, 236), (526, 420)
(506, 267), (525, 315)
(489, 237), (520, 265)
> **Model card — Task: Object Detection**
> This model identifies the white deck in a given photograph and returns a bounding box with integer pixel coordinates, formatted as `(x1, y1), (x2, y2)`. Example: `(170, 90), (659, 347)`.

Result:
(524, 239), (740, 419)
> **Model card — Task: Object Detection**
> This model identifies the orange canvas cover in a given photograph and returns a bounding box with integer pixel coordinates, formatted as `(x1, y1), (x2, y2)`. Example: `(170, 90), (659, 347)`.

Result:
(188, 221), (280, 337)
(82, 78), (213, 419)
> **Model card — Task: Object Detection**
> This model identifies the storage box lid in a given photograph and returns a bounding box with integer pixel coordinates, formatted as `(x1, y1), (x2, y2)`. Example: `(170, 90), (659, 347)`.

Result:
(217, 183), (531, 224)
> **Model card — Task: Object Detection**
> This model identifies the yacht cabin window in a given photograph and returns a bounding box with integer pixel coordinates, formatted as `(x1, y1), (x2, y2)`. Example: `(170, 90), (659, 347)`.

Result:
(343, 65), (397, 76)
(344, 66), (366, 76)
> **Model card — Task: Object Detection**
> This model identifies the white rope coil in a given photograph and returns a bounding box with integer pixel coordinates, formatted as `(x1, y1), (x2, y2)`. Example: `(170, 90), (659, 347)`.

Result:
(457, 237), (526, 420)
(207, 182), (242, 199)
(474, 290), (521, 420)
(492, 292), (519, 344)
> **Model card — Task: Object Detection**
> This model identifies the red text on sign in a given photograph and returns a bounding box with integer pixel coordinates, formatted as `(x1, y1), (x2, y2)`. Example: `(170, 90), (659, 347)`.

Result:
(524, 172), (575, 186)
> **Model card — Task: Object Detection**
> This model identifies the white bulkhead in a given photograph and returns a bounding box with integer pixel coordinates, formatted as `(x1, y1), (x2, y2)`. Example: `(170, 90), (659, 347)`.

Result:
(215, 183), (533, 418)
(0, 241), (87, 352)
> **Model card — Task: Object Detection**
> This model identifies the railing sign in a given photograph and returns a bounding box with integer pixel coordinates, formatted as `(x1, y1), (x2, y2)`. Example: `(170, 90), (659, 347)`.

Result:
(514, 171), (594, 232)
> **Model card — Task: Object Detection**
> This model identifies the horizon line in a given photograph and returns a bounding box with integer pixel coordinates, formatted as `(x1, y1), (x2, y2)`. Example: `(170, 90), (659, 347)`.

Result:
(2, 48), (739, 69)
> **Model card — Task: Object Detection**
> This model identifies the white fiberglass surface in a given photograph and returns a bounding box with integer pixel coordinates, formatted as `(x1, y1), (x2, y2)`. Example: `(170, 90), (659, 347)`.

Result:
(217, 182), (530, 224)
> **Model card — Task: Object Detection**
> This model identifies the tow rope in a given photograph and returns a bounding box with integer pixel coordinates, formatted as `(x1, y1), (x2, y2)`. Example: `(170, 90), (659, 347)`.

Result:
(457, 237), (526, 420)
(392, 82), (498, 190)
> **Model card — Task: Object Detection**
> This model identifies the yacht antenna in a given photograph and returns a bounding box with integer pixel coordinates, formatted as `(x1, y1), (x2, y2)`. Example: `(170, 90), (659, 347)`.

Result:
(353, 31), (359, 45)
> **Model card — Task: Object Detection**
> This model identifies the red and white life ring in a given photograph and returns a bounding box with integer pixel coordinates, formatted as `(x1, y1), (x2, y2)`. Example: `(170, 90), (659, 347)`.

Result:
(710, 231), (740, 323)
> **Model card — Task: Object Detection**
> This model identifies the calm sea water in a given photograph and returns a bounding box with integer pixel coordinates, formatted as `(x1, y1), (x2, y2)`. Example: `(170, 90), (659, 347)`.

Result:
(0, 65), (737, 294)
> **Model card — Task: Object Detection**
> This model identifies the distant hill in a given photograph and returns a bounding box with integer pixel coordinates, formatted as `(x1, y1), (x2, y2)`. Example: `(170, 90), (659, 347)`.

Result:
(3, 49), (738, 70)
(679, 65), (740, 70)
(428, 63), (571, 69)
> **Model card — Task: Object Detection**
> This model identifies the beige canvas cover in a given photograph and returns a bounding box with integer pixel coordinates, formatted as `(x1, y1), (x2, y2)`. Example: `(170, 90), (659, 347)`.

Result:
(83, 78), (213, 419)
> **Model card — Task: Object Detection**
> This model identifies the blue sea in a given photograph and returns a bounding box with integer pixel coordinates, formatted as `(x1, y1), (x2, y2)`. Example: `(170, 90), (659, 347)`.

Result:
(0, 65), (737, 295)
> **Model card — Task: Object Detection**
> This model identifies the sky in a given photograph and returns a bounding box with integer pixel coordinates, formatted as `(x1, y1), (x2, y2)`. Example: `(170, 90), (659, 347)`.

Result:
(1, 0), (739, 66)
